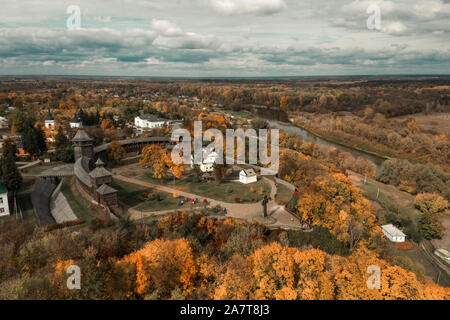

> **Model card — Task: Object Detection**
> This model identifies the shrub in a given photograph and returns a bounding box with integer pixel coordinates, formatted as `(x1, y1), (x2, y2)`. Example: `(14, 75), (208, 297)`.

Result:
(414, 193), (448, 215)
(89, 217), (114, 231)
(287, 227), (350, 256)
(392, 256), (424, 277)
(234, 197), (241, 203)
(417, 213), (445, 240)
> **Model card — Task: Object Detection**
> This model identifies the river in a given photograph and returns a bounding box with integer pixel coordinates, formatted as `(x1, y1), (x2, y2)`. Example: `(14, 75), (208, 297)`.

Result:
(267, 120), (386, 171)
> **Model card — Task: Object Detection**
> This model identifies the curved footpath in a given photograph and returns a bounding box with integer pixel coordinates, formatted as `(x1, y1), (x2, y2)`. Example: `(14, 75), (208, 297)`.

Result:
(113, 172), (302, 230)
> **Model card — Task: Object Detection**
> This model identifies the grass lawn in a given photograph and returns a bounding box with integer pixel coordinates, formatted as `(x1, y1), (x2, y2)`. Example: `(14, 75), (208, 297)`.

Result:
(348, 171), (420, 224)
(15, 177), (36, 224)
(20, 162), (65, 176)
(112, 179), (184, 212)
(61, 177), (96, 223)
(390, 242), (450, 286)
(275, 184), (294, 205)
(134, 170), (271, 203)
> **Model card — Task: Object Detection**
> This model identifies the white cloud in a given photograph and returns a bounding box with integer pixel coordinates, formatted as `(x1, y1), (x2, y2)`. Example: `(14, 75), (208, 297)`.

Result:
(382, 21), (407, 35)
(93, 16), (112, 23)
(151, 19), (184, 37)
(210, 0), (287, 15)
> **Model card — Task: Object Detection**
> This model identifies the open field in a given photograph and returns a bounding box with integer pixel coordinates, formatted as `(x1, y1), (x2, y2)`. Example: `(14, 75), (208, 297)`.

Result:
(111, 179), (184, 212)
(15, 177), (36, 224)
(389, 242), (450, 286)
(20, 162), (67, 176)
(275, 183), (294, 205)
(393, 113), (450, 135)
(60, 177), (98, 223)
(348, 171), (420, 223)
(119, 164), (271, 203)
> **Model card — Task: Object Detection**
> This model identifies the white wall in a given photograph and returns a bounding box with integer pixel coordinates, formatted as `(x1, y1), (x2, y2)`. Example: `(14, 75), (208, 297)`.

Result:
(45, 120), (55, 129)
(240, 173), (257, 184)
(0, 193), (10, 217)
(134, 117), (165, 129)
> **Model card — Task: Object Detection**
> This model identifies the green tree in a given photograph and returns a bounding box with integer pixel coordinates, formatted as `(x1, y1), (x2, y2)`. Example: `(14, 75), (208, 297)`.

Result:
(22, 126), (39, 156)
(417, 213), (445, 240)
(35, 125), (47, 154)
(55, 127), (68, 150)
(1, 137), (17, 160)
(54, 148), (74, 163)
(0, 155), (23, 192)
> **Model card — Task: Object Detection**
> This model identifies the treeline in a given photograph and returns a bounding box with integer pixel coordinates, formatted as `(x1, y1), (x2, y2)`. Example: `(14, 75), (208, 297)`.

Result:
(279, 131), (376, 178)
(8, 109), (47, 157)
(377, 158), (450, 200)
(0, 214), (448, 300)
(298, 113), (449, 168)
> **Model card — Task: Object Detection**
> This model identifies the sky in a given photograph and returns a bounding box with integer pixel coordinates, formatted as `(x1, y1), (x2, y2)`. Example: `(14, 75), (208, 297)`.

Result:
(0, 0), (449, 77)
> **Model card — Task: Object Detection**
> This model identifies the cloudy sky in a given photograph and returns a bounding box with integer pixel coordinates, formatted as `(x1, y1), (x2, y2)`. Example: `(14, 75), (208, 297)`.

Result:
(0, 0), (449, 76)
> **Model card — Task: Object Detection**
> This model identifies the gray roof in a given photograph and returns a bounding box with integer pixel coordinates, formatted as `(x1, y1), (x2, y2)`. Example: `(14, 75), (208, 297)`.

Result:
(382, 224), (406, 237)
(93, 136), (171, 154)
(70, 116), (81, 123)
(74, 156), (92, 187)
(89, 166), (112, 179)
(72, 130), (93, 143)
(40, 164), (75, 177)
(241, 169), (256, 177)
(95, 158), (105, 166)
(45, 109), (54, 121)
(31, 178), (57, 226)
(138, 114), (166, 121)
(97, 184), (117, 195)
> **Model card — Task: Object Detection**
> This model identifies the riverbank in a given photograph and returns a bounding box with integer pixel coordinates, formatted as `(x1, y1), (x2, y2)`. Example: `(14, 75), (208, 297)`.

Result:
(296, 123), (391, 161)
(268, 120), (387, 170)
(292, 121), (449, 171)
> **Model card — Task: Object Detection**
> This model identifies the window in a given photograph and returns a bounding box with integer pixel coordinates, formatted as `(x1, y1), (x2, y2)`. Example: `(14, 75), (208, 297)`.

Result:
(0, 198), (3, 204)
(0, 208), (4, 213)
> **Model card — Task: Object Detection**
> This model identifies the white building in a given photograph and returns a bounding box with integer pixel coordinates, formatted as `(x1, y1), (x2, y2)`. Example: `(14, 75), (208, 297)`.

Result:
(200, 151), (219, 173)
(382, 224), (406, 243)
(134, 114), (167, 129)
(239, 169), (257, 184)
(70, 114), (82, 128)
(0, 183), (10, 217)
(44, 109), (55, 129)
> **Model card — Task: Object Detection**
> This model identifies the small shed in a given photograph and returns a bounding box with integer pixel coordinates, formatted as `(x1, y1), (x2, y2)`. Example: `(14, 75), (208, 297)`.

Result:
(239, 169), (257, 184)
(382, 224), (406, 243)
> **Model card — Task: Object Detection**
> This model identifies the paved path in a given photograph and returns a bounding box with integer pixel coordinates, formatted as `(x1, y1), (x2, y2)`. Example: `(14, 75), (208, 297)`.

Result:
(113, 173), (302, 230)
(18, 160), (41, 170)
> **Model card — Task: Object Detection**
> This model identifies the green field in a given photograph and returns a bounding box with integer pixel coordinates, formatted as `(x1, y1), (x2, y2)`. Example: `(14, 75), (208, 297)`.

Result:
(128, 170), (271, 203)
(61, 177), (96, 223)
(15, 177), (36, 223)
(275, 183), (294, 205)
(348, 172), (419, 223)
(112, 179), (183, 212)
